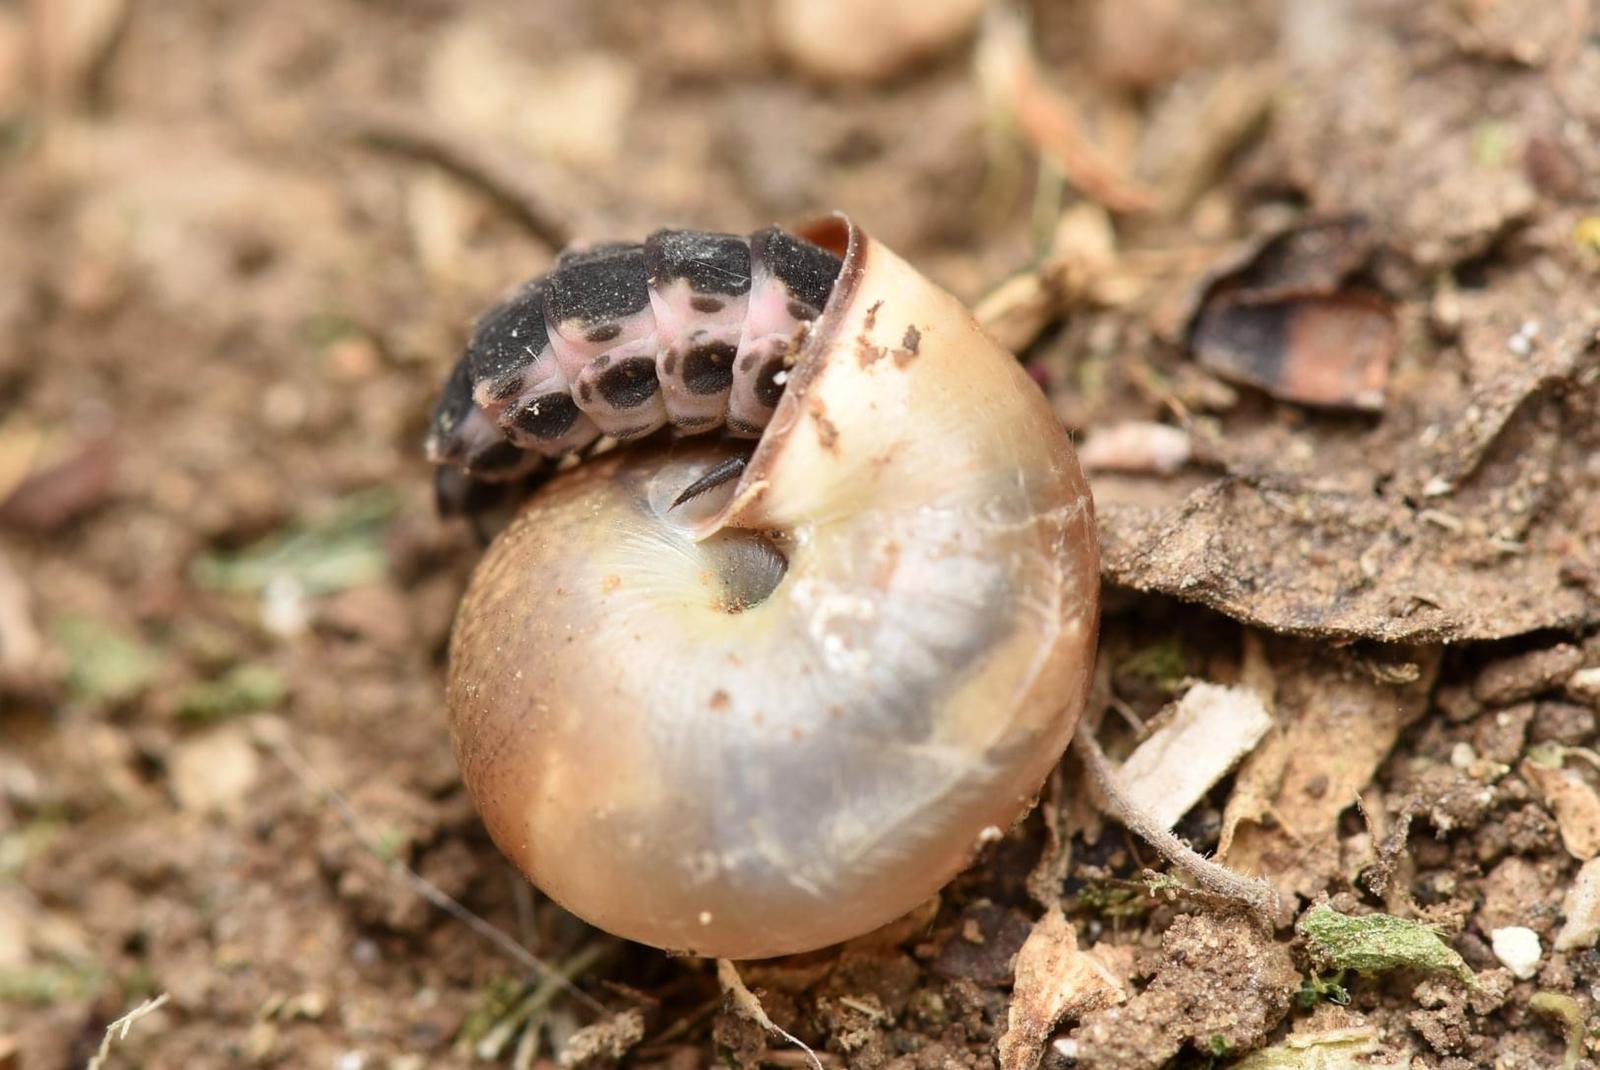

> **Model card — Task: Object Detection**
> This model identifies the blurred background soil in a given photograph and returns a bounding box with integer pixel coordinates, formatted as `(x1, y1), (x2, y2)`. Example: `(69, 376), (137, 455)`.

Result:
(1, 0), (1598, 1067)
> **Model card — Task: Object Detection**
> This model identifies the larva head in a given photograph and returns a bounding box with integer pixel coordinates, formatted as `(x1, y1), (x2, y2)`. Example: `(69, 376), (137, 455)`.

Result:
(446, 216), (1100, 959)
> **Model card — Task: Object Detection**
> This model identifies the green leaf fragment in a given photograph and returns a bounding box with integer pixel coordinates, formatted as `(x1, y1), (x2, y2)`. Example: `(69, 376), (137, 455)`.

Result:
(54, 616), (162, 703)
(190, 488), (399, 597)
(1296, 905), (1474, 985)
(175, 664), (288, 720)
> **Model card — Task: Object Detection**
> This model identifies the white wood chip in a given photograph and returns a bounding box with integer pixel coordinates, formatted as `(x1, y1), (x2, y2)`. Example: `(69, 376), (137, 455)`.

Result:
(1118, 682), (1274, 830)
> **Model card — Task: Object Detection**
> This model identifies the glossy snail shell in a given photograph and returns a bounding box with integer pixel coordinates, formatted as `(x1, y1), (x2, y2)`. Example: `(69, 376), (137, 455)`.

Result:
(446, 215), (1100, 959)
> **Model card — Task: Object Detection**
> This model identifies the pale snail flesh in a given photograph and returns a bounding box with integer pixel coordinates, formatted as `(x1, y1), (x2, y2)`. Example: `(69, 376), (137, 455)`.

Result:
(435, 215), (1101, 960)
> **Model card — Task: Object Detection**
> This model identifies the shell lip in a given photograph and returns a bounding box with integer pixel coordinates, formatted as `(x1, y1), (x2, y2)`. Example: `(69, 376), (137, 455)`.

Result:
(698, 212), (865, 535)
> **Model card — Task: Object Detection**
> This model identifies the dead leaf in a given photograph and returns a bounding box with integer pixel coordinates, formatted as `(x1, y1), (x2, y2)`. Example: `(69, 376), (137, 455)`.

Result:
(1220, 641), (1439, 906)
(1229, 1025), (1408, 1070)
(1100, 473), (1596, 643)
(1185, 217), (1393, 411)
(1193, 292), (1397, 411)
(0, 432), (116, 534)
(996, 906), (1124, 1070)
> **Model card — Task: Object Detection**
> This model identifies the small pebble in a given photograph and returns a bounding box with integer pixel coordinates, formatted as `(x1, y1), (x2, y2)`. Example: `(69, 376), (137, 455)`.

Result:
(1567, 667), (1600, 706)
(1489, 926), (1542, 979)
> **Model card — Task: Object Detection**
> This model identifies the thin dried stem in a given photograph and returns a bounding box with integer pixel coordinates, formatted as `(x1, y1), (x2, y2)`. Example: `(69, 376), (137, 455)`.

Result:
(85, 993), (169, 1070)
(717, 959), (826, 1070)
(1075, 730), (1280, 917)
(332, 104), (578, 251)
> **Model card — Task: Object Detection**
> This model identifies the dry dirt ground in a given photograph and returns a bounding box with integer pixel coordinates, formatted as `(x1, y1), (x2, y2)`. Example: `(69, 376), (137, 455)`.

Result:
(2, 1), (1599, 1068)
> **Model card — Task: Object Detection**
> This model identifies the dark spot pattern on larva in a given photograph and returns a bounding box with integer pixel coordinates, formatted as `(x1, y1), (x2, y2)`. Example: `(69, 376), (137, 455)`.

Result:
(683, 342), (736, 395)
(597, 358), (660, 409)
(512, 393), (581, 440)
(755, 357), (787, 409)
(431, 225), (846, 521)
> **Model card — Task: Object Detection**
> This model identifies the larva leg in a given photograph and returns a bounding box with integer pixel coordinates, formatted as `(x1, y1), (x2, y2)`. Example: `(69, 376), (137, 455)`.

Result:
(727, 227), (842, 435)
(670, 453), (749, 509)
(545, 243), (670, 441)
(645, 229), (752, 433)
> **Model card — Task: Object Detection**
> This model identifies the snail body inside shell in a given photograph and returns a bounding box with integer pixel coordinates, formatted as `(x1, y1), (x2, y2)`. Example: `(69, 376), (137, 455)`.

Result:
(438, 216), (1101, 959)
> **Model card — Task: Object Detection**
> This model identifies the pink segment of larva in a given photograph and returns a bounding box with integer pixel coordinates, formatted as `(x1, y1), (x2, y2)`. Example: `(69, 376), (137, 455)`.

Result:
(649, 276), (749, 433)
(727, 277), (810, 436)
(427, 226), (843, 513)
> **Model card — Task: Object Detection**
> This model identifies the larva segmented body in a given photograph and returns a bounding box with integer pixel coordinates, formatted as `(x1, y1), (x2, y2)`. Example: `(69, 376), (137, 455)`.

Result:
(426, 226), (843, 512)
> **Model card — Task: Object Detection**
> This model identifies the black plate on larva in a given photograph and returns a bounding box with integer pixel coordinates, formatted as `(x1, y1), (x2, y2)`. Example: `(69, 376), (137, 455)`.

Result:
(427, 225), (843, 521)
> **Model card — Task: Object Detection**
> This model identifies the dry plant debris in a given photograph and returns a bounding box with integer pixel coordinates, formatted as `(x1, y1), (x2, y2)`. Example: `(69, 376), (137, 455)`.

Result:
(1116, 681), (1273, 830)
(1228, 1025), (1408, 1070)
(994, 906), (1123, 1070)
(1521, 749), (1600, 860)
(1220, 642), (1439, 906)
(1187, 217), (1397, 412)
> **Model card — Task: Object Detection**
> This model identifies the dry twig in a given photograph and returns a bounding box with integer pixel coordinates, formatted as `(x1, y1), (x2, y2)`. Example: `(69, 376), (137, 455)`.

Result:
(1076, 730), (1280, 916)
(333, 104), (578, 251)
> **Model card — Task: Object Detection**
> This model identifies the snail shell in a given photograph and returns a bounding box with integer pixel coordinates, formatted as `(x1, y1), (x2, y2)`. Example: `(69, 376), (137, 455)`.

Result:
(445, 216), (1100, 959)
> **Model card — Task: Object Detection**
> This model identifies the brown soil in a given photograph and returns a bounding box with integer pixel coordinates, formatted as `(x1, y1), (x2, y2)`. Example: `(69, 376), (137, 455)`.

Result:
(2, 1), (1597, 1068)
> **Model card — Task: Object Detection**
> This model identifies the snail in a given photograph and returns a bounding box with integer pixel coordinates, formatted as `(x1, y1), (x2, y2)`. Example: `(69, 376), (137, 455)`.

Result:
(430, 215), (1100, 960)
